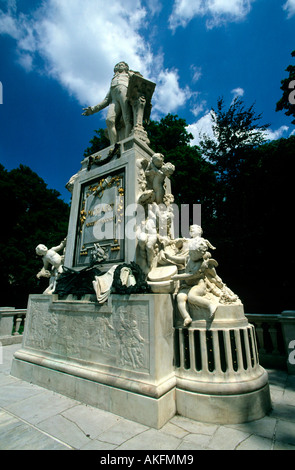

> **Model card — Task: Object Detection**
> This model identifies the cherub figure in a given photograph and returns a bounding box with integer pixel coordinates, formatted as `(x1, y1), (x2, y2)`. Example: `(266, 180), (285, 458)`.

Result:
(159, 224), (214, 269)
(171, 237), (219, 327)
(145, 153), (175, 204)
(188, 224), (216, 251)
(36, 239), (66, 294)
(136, 202), (159, 273)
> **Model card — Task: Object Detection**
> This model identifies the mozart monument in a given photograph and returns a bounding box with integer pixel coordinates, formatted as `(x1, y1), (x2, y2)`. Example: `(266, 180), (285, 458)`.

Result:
(11, 62), (271, 428)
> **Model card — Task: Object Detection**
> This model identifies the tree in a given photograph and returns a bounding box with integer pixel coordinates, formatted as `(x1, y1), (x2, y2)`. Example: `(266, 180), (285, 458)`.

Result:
(276, 50), (295, 125)
(199, 97), (270, 182)
(146, 114), (217, 228)
(206, 135), (295, 314)
(83, 115), (218, 229)
(83, 129), (110, 157)
(197, 97), (295, 313)
(0, 164), (70, 307)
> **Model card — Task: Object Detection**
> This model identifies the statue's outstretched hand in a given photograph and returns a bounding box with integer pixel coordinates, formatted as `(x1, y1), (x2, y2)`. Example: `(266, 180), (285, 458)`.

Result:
(82, 106), (93, 116)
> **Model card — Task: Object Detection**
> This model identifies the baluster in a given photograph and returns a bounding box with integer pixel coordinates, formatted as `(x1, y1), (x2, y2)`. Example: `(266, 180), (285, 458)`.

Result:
(249, 325), (258, 366)
(268, 321), (280, 355)
(179, 329), (185, 369)
(243, 328), (251, 370)
(234, 329), (244, 372)
(212, 329), (222, 374)
(189, 329), (196, 372)
(224, 330), (234, 374)
(13, 314), (22, 336)
(254, 321), (266, 354)
(200, 330), (208, 373)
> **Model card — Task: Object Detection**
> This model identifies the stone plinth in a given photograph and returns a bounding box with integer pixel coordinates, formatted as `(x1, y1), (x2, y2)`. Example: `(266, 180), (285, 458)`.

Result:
(11, 293), (176, 429)
(174, 304), (271, 424)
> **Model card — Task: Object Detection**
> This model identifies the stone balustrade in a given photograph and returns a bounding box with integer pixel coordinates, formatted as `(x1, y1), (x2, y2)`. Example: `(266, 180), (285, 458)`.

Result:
(246, 311), (295, 374)
(0, 307), (26, 345)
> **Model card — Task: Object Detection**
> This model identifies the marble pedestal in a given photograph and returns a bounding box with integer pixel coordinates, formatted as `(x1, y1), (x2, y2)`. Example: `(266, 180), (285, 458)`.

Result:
(11, 293), (176, 429)
(11, 294), (272, 427)
(174, 304), (272, 424)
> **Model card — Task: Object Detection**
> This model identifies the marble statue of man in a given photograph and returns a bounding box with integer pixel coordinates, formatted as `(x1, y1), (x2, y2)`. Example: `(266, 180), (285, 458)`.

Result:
(82, 61), (142, 145)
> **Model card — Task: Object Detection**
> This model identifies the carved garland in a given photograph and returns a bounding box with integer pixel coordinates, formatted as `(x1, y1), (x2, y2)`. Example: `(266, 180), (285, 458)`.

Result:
(87, 143), (121, 171)
(112, 262), (150, 295)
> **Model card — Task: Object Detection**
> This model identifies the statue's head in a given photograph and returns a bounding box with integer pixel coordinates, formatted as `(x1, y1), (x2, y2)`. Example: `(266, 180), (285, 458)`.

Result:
(189, 225), (203, 238)
(114, 61), (129, 73)
(162, 162), (175, 177)
(152, 153), (164, 168)
(36, 244), (48, 256)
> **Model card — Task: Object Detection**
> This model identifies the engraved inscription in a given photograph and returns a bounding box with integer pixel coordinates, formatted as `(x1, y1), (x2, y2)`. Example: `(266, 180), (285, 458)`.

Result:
(75, 171), (125, 267)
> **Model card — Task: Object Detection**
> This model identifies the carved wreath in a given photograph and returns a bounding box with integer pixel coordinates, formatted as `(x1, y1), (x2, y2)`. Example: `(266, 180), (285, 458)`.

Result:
(112, 262), (150, 295)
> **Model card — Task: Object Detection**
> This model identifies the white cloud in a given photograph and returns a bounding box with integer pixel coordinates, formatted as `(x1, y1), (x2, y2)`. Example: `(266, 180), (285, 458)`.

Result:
(169, 0), (203, 30)
(264, 125), (289, 141)
(0, 10), (18, 38)
(283, 0), (295, 18)
(231, 87), (245, 98)
(187, 117), (290, 147)
(191, 100), (207, 117)
(190, 64), (202, 83)
(152, 68), (192, 117)
(169, 0), (255, 30)
(186, 111), (215, 146)
(0, 0), (191, 115)
(145, 0), (162, 16)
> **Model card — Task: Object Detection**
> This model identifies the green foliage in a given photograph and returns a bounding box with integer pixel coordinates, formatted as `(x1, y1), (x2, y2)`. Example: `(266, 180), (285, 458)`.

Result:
(199, 97), (270, 181)
(196, 97), (294, 313)
(208, 135), (295, 313)
(146, 114), (217, 227)
(0, 164), (70, 307)
(83, 129), (110, 157)
(147, 114), (194, 152)
(276, 50), (295, 125)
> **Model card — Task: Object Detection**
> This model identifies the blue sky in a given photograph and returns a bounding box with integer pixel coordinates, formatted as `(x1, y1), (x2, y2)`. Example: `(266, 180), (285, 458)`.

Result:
(0, 0), (294, 203)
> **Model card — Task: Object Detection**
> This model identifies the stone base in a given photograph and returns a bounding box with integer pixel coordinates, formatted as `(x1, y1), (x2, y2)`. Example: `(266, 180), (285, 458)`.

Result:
(11, 293), (272, 428)
(0, 334), (23, 346)
(173, 304), (272, 424)
(11, 357), (176, 429)
(176, 383), (271, 424)
(11, 293), (176, 429)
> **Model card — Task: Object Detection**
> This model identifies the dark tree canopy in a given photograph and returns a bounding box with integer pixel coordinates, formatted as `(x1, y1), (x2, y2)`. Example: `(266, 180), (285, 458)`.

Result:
(276, 50), (295, 125)
(204, 134), (295, 314)
(0, 164), (70, 307)
(146, 114), (217, 219)
(83, 128), (110, 157)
